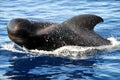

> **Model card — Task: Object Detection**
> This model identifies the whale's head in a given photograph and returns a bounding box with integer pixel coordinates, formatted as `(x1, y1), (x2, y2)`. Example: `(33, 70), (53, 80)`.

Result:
(7, 18), (32, 46)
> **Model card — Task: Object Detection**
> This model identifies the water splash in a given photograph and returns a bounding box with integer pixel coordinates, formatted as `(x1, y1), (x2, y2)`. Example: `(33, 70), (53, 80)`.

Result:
(0, 43), (28, 53)
(0, 37), (120, 59)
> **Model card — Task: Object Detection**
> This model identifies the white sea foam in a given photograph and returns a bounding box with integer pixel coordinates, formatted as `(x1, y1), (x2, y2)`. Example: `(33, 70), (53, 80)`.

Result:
(0, 37), (120, 59)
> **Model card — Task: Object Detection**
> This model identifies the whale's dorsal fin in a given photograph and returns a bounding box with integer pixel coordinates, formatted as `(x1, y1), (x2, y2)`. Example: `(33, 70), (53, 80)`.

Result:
(62, 14), (104, 30)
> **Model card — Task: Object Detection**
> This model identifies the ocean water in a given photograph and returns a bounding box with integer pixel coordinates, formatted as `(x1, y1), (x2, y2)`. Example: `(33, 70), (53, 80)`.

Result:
(0, 0), (120, 80)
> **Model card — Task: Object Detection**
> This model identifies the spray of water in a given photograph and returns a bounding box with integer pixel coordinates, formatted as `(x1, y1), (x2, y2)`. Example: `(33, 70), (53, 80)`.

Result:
(0, 37), (120, 59)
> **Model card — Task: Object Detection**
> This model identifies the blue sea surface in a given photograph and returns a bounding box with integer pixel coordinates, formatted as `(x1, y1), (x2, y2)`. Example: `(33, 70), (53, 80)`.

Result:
(0, 0), (120, 80)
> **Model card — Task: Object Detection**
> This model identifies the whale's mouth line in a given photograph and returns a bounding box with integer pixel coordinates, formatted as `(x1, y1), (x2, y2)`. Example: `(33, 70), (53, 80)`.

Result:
(8, 34), (25, 45)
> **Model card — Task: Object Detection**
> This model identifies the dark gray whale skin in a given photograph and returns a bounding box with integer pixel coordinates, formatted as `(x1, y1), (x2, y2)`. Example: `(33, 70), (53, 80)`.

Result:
(7, 14), (111, 51)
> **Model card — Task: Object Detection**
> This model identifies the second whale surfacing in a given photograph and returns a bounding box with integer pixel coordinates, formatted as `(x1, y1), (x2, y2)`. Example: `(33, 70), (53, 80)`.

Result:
(7, 14), (111, 51)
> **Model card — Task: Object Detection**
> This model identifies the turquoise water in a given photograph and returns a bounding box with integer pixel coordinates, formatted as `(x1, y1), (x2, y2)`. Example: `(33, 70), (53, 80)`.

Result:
(0, 0), (120, 80)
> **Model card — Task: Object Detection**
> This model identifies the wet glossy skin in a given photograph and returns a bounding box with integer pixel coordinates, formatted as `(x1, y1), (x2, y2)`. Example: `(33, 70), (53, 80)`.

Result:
(7, 14), (110, 51)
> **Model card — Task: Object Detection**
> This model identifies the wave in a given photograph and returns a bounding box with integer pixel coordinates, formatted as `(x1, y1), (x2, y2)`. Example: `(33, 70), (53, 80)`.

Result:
(0, 37), (120, 59)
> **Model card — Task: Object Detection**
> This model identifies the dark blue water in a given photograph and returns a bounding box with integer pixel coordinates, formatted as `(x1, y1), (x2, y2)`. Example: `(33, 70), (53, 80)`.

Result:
(0, 0), (120, 80)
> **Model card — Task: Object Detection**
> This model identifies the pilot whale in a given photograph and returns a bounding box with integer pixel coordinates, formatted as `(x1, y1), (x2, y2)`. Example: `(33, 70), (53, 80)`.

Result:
(7, 14), (111, 51)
